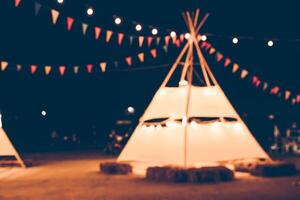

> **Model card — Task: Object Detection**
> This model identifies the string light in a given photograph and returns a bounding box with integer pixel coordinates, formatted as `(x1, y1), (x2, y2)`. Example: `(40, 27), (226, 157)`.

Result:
(87, 8), (94, 16)
(170, 31), (177, 37)
(201, 35), (207, 41)
(267, 40), (274, 47)
(232, 37), (239, 44)
(184, 33), (190, 40)
(57, 0), (64, 4)
(135, 24), (142, 32)
(114, 17), (122, 25)
(151, 28), (158, 35)
(41, 110), (47, 116)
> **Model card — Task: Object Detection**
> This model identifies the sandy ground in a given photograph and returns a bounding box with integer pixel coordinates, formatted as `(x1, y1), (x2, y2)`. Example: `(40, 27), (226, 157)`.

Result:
(0, 151), (300, 200)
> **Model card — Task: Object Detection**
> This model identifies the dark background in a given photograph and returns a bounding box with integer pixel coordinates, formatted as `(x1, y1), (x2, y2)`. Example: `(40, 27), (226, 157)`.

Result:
(0, 0), (299, 152)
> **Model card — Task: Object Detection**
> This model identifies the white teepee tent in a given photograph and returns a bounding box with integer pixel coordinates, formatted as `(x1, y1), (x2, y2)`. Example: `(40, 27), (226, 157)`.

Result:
(118, 10), (270, 170)
(0, 113), (26, 168)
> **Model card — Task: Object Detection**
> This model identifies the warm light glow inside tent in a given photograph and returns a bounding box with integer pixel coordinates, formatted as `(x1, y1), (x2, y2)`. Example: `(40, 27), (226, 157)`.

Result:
(117, 10), (270, 174)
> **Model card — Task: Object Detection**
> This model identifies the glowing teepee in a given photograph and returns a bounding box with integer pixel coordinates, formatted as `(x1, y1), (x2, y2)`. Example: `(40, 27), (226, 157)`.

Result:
(0, 113), (26, 168)
(118, 10), (270, 169)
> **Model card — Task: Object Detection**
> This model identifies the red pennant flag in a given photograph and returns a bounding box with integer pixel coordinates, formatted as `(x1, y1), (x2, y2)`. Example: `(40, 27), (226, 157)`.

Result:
(87, 64), (93, 73)
(164, 36), (170, 46)
(59, 65), (66, 76)
(296, 95), (300, 103)
(252, 76), (259, 84)
(147, 37), (153, 47)
(201, 41), (208, 49)
(31, 65), (37, 74)
(125, 57), (132, 66)
(175, 39), (181, 48)
(180, 34), (185, 42)
(204, 43), (212, 51)
(255, 80), (261, 87)
(67, 17), (74, 31)
(216, 52), (223, 62)
(270, 86), (280, 95)
(224, 58), (231, 67)
(94, 27), (101, 40)
(15, 0), (21, 7)
(118, 33), (124, 45)
(150, 49), (157, 58)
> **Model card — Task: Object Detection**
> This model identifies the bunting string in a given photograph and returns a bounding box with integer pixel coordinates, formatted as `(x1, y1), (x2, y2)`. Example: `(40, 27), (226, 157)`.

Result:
(200, 41), (300, 106)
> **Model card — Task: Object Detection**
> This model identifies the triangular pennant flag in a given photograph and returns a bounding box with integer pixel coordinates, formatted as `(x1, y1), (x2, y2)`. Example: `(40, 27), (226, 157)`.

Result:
(94, 27), (101, 40)
(240, 69), (248, 79)
(232, 63), (239, 73)
(201, 41), (208, 49)
(209, 47), (216, 55)
(138, 36), (144, 47)
(224, 58), (231, 67)
(129, 36), (134, 46)
(125, 57), (132, 66)
(252, 76), (259, 84)
(285, 91), (291, 100)
(114, 61), (119, 68)
(30, 65), (37, 74)
(59, 65), (66, 76)
(180, 34), (185, 42)
(147, 37), (153, 47)
(67, 17), (74, 31)
(34, 2), (42, 16)
(292, 98), (296, 104)
(270, 86), (280, 95)
(106, 30), (113, 43)
(163, 45), (168, 53)
(164, 36), (170, 46)
(204, 43), (212, 51)
(156, 37), (161, 45)
(171, 36), (177, 44)
(138, 53), (144, 62)
(296, 94), (300, 103)
(73, 66), (79, 74)
(87, 64), (93, 73)
(255, 80), (261, 87)
(175, 39), (181, 48)
(99, 62), (107, 73)
(263, 82), (268, 91)
(51, 9), (60, 25)
(150, 49), (157, 58)
(216, 52), (223, 62)
(82, 23), (88, 35)
(16, 64), (22, 71)
(1, 61), (8, 71)
(45, 65), (52, 75)
(15, 0), (21, 7)
(118, 33), (124, 45)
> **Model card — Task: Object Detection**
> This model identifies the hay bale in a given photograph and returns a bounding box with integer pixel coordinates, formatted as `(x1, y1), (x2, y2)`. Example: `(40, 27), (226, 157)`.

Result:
(146, 166), (234, 183)
(250, 162), (297, 177)
(100, 162), (132, 175)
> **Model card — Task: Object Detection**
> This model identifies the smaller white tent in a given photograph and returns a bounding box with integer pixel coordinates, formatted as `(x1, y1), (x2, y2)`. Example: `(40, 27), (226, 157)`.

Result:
(0, 113), (25, 167)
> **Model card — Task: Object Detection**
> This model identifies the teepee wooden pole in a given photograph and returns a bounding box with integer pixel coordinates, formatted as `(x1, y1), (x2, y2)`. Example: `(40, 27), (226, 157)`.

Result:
(195, 13), (210, 33)
(160, 42), (190, 87)
(180, 44), (193, 82)
(193, 9), (200, 27)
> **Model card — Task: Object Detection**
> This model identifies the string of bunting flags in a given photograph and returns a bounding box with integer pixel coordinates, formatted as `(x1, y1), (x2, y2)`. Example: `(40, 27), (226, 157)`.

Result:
(0, 48), (163, 75)
(199, 41), (300, 106)
(13, 0), (185, 49)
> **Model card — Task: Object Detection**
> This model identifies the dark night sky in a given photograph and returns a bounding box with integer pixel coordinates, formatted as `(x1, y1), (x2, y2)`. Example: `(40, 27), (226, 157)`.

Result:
(0, 0), (299, 151)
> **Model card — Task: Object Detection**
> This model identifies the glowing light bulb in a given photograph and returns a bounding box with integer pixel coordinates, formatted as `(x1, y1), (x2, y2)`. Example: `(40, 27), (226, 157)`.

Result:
(179, 80), (188, 86)
(267, 40), (273, 47)
(170, 31), (176, 37)
(151, 28), (158, 35)
(201, 35), (207, 41)
(135, 24), (142, 32)
(142, 125), (147, 130)
(191, 121), (197, 127)
(184, 33), (190, 40)
(57, 0), (64, 4)
(160, 89), (167, 95)
(182, 116), (187, 126)
(87, 8), (94, 16)
(41, 110), (47, 116)
(233, 123), (242, 131)
(114, 17), (122, 25)
(156, 124), (162, 130)
(127, 106), (135, 114)
(232, 37), (238, 44)
(211, 122), (221, 132)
